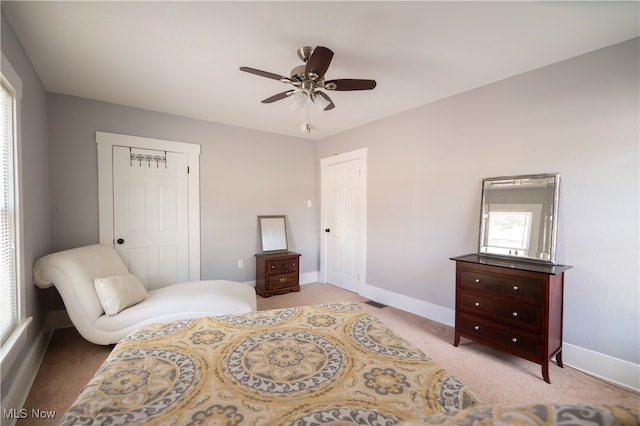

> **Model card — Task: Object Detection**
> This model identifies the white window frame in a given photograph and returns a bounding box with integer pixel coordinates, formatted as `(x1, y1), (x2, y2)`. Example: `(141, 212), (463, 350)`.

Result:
(0, 53), (32, 376)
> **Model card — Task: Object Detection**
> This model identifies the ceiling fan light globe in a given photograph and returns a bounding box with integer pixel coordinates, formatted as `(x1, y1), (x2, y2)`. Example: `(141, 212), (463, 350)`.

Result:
(290, 90), (308, 112)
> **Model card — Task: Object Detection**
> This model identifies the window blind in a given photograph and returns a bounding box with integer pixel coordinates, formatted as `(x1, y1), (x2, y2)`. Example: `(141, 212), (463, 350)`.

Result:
(0, 80), (17, 344)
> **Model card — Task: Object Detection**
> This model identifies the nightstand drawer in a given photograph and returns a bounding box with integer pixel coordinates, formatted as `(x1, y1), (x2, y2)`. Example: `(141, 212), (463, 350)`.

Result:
(267, 273), (299, 288)
(458, 292), (542, 332)
(267, 259), (299, 274)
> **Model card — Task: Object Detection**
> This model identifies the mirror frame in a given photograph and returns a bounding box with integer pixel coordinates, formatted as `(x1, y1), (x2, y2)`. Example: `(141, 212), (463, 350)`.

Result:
(258, 215), (288, 253)
(478, 173), (560, 264)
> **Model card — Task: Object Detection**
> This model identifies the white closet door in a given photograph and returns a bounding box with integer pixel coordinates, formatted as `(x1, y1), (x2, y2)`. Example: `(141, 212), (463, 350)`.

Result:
(112, 146), (189, 290)
(321, 149), (367, 293)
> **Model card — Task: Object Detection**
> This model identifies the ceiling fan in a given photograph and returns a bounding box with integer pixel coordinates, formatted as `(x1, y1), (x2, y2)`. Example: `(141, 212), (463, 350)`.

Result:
(239, 46), (376, 112)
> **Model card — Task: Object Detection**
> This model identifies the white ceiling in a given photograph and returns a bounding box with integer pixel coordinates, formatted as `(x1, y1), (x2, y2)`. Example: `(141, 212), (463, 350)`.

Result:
(2, 1), (638, 140)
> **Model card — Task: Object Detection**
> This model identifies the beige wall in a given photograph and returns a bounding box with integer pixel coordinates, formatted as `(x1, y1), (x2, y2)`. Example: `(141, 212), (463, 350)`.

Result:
(46, 94), (319, 283)
(318, 38), (639, 364)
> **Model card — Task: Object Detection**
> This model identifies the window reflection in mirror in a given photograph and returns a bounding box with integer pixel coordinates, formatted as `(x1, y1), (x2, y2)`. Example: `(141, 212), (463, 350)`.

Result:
(479, 174), (559, 264)
(486, 209), (535, 257)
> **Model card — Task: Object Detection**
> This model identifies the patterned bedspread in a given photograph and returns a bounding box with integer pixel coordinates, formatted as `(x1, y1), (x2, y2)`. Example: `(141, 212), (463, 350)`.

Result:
(60, 303), (639, 425)
(60, 303), (479, 425)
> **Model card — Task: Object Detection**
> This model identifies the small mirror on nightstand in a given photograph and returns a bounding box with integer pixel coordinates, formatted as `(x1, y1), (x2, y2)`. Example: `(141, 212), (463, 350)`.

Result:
(258, 215), (288, 252)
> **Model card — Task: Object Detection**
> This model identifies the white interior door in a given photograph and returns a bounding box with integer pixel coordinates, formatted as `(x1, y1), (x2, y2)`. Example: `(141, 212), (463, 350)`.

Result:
(97, 132), (201, 285)
(320, 148), (367, 293)
(112, 146), (189, 290)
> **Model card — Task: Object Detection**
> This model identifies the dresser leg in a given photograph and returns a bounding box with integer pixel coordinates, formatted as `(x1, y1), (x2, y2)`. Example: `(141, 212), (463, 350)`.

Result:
(453, 333), (460, 347)
(542, 364), (551, 384)
(555, 350), (564, 368)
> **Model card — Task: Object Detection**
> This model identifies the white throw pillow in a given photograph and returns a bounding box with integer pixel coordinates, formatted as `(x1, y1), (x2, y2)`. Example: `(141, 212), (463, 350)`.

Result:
(94, 274), (149, 316)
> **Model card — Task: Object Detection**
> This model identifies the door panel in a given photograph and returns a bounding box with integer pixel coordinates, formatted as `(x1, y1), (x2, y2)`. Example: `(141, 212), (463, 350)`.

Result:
(113, 146), (189, 290)
(127, 248), (150, 288)
(159, 185), (179, 230)
(159, 244), (180, 287)
(327, 161), (358, 288)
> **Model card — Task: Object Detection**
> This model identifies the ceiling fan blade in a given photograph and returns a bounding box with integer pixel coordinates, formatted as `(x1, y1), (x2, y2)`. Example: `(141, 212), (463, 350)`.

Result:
(325, 79), (377, 91)
(261, 90), (296, 104)
(305, 46), (334, 78)
(314, 91), (335, 111)
(240, 66), (289, 81)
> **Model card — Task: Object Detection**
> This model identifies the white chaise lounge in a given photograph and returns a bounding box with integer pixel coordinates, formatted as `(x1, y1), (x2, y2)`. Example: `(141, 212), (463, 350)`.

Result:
(34, 244), (257, 345)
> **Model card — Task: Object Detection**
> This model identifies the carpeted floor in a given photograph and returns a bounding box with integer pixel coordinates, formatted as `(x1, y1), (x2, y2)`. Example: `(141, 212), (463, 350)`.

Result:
(16, 283), (639, 425)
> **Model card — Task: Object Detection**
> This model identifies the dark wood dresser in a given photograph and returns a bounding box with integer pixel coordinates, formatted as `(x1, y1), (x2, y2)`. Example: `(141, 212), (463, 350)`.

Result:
(451, 254), (571, 383)
(255, 251), (301, 297)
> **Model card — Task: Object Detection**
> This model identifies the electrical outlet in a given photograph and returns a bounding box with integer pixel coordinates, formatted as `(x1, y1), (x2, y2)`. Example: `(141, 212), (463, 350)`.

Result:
(237, 259), (244, 269)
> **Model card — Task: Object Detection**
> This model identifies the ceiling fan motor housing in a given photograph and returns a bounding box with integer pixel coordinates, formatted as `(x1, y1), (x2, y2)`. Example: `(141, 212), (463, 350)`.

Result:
(297, 46), (314, 63)
(290, 64), (307, 80)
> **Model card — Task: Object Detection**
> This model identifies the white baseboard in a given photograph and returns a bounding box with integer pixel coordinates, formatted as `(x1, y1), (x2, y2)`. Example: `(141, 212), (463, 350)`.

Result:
(1, 313), (57, 426)
(358, 282), (640, 392)
(562, 343), (640, 392)
(300, 271), (318, 285)
(360, 282), (456, 326)
(48, 309), (72, 329)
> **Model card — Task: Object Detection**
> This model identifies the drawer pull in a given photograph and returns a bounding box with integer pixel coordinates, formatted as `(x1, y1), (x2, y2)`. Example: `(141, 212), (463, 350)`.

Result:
(512, 312), (518, 317)
(279, 277), (288, 283)
(474, 302), (480, 307)
(512, 285), (519, 291)
(511, 337), (518, 343)
(474, 278), (480, 283)
(474, 325), (480, 331)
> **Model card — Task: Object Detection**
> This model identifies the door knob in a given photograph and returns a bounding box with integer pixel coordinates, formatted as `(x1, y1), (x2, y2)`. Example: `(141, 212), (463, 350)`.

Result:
(116, 238), (125, 245)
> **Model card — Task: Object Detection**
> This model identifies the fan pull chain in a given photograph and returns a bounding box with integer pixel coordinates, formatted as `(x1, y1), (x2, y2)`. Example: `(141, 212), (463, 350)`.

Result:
(305, 100), (311, 133)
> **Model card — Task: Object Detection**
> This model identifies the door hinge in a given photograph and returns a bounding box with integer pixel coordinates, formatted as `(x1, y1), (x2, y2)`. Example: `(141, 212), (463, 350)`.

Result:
(187, 166), (190, 174)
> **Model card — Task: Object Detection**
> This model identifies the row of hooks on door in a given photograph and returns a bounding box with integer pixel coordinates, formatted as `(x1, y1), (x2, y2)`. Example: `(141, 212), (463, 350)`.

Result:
(129, 147), (167, 168)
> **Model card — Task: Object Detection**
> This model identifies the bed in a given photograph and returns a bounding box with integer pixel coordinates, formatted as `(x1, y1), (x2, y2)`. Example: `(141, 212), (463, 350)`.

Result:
(60, 303), (638, 425)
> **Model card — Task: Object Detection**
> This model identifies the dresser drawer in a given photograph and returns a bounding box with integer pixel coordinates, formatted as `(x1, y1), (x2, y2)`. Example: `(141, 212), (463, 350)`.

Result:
(458, 269), (543, 305)
(457, 312), (542, 360)
(458, 292), (542, 332)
